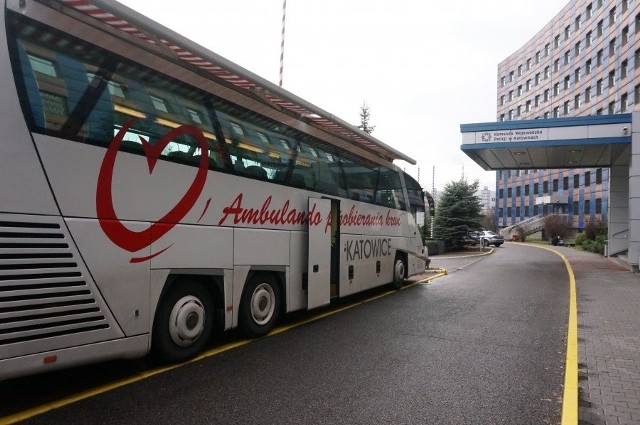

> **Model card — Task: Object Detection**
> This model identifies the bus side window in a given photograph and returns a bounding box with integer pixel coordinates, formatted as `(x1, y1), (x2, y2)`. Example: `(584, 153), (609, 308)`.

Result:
(14, 43), (46, 131)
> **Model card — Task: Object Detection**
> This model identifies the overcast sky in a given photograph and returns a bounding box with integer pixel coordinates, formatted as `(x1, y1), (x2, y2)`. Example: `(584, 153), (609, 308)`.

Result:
(117, 0), (565, 192)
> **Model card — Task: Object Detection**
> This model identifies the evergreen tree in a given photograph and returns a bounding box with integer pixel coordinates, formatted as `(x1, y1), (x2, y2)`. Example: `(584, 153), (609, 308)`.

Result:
(357, 102), (375, 134)
(433, 179), (483, 248)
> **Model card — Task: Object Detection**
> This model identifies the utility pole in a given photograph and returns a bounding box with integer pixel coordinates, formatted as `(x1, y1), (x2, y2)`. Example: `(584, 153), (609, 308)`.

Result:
(279, 0), (286, 87)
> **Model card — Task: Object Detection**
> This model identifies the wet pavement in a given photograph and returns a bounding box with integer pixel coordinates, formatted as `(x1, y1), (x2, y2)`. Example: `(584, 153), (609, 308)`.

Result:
(417, 244), (640, 425)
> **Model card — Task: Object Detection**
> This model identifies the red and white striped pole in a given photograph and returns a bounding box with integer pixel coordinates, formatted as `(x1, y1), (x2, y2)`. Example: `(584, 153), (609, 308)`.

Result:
(279, 0), (286, 87)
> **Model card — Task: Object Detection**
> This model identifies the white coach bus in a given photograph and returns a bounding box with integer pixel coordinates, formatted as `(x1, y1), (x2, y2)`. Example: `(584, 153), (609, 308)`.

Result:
(0, 0), (431, 380)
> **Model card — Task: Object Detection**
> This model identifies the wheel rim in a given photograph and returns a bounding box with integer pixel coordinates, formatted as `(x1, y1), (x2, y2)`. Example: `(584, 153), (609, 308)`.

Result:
(168, 295), (206, 347)
(250, 282), (276, 326)
(395, 259), (405, 282)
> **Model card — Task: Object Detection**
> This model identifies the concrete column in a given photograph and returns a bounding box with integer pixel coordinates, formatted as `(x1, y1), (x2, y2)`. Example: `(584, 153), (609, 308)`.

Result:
(629, 111), (640, 271)
(609, 165), (630, 260)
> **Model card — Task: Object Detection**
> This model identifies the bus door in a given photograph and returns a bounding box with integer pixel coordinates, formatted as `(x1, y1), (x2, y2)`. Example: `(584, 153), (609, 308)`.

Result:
(307, 197), (334, 309)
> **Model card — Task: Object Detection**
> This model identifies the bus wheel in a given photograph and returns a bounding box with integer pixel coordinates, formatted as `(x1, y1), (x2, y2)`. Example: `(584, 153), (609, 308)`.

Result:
(239, 273), (280, 337)
(152, 281), (214, 363)
(391, 254), (406, 290)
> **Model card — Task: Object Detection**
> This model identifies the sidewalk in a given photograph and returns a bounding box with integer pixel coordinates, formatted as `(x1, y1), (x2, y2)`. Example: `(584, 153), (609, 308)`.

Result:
(552, 246), (640, 425)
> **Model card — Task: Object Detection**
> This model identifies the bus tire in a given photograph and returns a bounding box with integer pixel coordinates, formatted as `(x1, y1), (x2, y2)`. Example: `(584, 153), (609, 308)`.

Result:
(151, 280), (214, 363)
(239, 273), (280, 337)
(391, 254), (406, 290)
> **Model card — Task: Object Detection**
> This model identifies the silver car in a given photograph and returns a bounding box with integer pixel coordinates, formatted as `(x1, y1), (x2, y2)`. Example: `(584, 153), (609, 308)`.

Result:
(476, 230), (504, 247)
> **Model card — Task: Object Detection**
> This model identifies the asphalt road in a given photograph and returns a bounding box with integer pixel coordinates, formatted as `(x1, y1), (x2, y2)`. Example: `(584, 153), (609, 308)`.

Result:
(2, 243), (567, 424)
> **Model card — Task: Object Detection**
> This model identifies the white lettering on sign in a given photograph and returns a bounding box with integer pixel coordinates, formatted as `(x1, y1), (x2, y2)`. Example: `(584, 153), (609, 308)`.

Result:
(479, 128), (547, 143)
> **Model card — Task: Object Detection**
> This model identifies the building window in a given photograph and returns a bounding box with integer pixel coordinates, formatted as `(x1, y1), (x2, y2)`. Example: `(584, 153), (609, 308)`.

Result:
(635, 84), (640, 104)
(621, 93), (628, 112)
(609, 38), (616, 57)
(575, 68), (581, 83)
(597, 108), (603, 115)
(622, 26), (629, 46)
(516, 186), (521, 197)
(554, 83), (560, 96)
(636, 13), (640, 33)
(509, 110), (514, 120)
(597, 49), (603, 66)
(524, 185), (530, 196)
(553, 107), (560, 118)
(609, 70), (615, 88)
(622, 60), (628, 79)
(534, 183), (539, 194)
(636, 49), (640, 68)
(575, 15), (582, 30)
(598, 20), (604, 37)
(543, 181), (549, 193)
(586, 59), (592, 76)
(517, 105), (522, 116)
(575, 41), (581, 56)
(544, 112), (550, 118)
(597, 79), (603, 95)
(526, 100), (531, 112)
(575, 94), (581, 109)
(499, 188), (504, 197)
(622, 0), (628, 13)
(500, 95), (505, 106)
(587, 3), (593, 19)
(509, 90), (513, 101)
(563, 176), (569, 190)
(585, 171), (591, 186)
(518, 65), (523, 76)
(526, 79), (531, 91)
(565, 25), (571, 40)
(596, 168), (602, 184)
(574, 174), (580, 188)
(510, 71), (514, 82)
(565, 50), (571, 65)
(564, 100), (570, 115)
(609, 7), (616, 26)
(508, 187), (512, 197)
(500, 114), (506, 122)
(554, 58), (560, 72)
(554, 34), (560, 48)
(535, 51), (541, 64)
(526, 58), (531, 70)
(553, 179), (559, 192)
(535, 95), (540, 107)
(564, 75), (571, 90)
(585, 86), (592, 103)
(544, 89), (550, 102)
(518, 85), (523, 96)
(501, 76), (506, 86)
(596, 198), (602, 214)
(544, 66), (550, 79)
(586, 31), (593, 47)
(585, 200), (591, 216)
(608, 101), (616, 114)
(545, 43), (551, 56)
(535, 73), (540, 85)
(573, 201), (579, 215)
(525, 206), (530, 216)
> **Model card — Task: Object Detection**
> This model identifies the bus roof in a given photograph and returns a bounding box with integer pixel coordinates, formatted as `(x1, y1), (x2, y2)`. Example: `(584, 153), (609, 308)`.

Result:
(56, 0), (417, 166)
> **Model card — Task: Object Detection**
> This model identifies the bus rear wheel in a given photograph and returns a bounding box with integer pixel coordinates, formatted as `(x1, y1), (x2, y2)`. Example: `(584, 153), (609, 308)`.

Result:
(151, 281), (214, 363)
(391, 254), (406, 290)
(239, 273), (280, 337)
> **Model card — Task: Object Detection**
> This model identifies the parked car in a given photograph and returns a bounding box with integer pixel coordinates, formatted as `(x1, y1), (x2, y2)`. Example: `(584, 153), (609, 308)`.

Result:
(475, 230), (504, 247)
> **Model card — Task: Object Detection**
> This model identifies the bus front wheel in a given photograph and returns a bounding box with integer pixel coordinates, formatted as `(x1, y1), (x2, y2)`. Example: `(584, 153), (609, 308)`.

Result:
(151, 281), (214, 363)
(391, 254), (406, 290)
(239, 273), (280, 337)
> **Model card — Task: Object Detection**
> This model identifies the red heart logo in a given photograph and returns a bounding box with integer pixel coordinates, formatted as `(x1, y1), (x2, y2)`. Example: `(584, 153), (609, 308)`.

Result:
(97, 118), (209, 259)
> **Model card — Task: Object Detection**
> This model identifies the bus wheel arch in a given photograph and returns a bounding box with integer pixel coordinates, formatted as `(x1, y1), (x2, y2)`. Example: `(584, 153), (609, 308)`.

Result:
(391, 252), (407, 290)
(239, 271), (282, 337)
(151, 277), (218, 363)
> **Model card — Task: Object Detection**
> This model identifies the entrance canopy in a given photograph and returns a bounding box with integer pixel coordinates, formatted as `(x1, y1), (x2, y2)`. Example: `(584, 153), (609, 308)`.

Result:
(460, 114), (632, 170)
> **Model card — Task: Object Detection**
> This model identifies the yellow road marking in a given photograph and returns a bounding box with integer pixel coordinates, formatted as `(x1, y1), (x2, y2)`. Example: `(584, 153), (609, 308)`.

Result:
(522, 245), (578, 425)
(0, 272), (447, 424)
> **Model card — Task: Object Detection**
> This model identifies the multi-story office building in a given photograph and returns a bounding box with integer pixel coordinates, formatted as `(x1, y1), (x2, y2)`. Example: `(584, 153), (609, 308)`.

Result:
(495, 0), (639, 233)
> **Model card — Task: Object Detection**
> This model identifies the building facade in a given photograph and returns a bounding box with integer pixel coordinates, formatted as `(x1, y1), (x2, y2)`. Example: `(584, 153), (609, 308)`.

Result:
(495, 0), (640, 232)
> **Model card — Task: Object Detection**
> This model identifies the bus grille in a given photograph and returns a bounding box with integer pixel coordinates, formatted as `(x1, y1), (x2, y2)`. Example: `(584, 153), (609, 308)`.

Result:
(0, 219), (109, 346)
